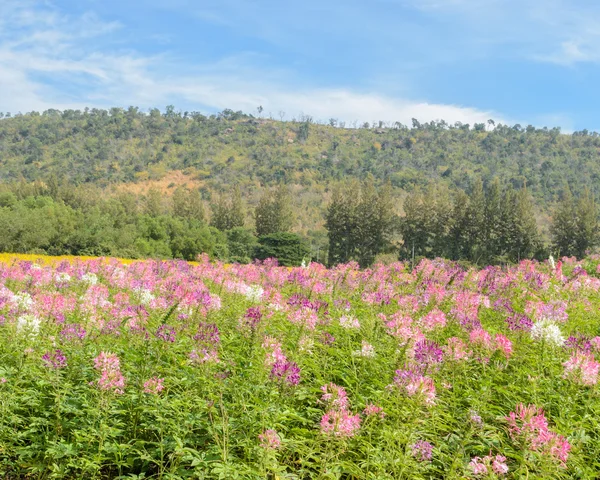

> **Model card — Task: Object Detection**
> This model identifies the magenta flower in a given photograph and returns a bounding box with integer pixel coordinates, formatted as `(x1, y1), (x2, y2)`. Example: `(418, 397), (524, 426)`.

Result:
(413, 339), (444, 366)
(270, 360), (300, 386)
(194, 322), (220, 345)
(59, 323), (86, 341)
(42, 349), (67, 369)
(258, 429), (281, 449)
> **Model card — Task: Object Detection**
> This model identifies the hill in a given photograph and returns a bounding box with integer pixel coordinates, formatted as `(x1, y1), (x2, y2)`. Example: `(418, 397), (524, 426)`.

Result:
(0, 107), (599, 262)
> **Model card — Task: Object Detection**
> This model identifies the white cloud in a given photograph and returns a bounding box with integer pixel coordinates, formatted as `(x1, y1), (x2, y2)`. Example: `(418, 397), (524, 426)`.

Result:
(0, 0), (503, 126)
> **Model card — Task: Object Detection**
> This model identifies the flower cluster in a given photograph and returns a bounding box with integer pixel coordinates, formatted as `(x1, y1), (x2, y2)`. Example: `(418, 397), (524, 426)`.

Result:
(92, 352), (125, 394)
(410, 440), (433, 462)
(469, 454), (508, 476)
(42, 349), (67, 369)
(258, 429), (281, 449)
(392, 366), (436, 405)
(563, 352), (600, 385)
(143, 376), (165, 394)
(319, 383), (361, 437)
(506, 403), (571, 465)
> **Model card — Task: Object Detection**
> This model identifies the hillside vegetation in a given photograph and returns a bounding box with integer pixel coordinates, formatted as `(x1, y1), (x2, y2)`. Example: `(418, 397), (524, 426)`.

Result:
(0, 107), (599, 264)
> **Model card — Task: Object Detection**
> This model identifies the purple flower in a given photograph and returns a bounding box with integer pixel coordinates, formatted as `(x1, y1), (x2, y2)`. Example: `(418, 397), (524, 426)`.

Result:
(156, 325), (176, 343)
(60, 323), (86, 341)
(505, 313), (533, 332)
(239, 306), (262, 332)
(413, 339), (443, 366)
(194, 322), (220, 345)
(42, 349), (67, 369)
(565, 335), (593, 354)
(411, 440), (433, 462)
(270, 360), (300, 386)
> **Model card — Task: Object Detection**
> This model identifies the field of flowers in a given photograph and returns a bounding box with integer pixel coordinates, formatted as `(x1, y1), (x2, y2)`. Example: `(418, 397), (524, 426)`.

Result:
(2, 255), (600, 479)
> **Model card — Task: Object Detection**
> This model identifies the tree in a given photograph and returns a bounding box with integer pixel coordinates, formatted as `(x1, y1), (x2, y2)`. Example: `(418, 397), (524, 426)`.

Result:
(551, 186), (577, 256)
(172, 187), (205, 223)
(254, 185), (294, 236)
(210, 186), (245, 231)
(508, 187), (540, 262)
(573, 188), (598, 257)
(325, 181), (360, 266)
(144, 188), (163, 217)
(254, 232), (310, 266)
(325, 179), (396, 267)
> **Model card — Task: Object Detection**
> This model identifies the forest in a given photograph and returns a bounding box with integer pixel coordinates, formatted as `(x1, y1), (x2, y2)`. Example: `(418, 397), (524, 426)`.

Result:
(0, 107), (598, 265)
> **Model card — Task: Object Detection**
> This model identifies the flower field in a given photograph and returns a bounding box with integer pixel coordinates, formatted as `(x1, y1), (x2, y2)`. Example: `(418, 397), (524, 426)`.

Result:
(2, 256), (600, 479)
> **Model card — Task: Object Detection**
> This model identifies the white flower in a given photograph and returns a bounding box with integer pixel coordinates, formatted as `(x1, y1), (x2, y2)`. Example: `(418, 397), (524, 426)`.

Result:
(244, 285), (264, 302)
(340, 315), (360, 329)
(16, 314), (41, 338)
(81, 273), (98, 285)
(298, 335), (314, 354)
(549, 255), (556, 270)
(12, 292), (33, 311)
(135, 288), (155, 305)
(55, 272), (72, 283)
(353, 340), (375, 358)
(531, 319), (565, 347)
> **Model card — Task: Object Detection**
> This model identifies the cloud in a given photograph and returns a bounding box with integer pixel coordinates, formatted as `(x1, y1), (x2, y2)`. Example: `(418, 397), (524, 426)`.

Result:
(0, 0), (503, 126)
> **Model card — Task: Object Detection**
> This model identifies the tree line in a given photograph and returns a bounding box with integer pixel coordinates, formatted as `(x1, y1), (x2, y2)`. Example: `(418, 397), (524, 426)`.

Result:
(0, 176), (596, 267)
(325, 179), (599, 267)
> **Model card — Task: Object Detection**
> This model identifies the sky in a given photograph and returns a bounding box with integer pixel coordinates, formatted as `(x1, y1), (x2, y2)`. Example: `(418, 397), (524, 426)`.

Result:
(2, 0), (600, 130)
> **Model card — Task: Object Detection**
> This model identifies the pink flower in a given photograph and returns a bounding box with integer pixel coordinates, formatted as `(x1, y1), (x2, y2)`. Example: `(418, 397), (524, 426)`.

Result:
(258, 429), (281, 449)
(494, 334), (513, 359)
(469, 456), (489, 475)
(469, 328), (492, 349)
(469, 455), (508, 476)
(189, 348), (220, 364)
(506, 403), (570, 465)
(363, 403), (385, 419)
(563, 352), (600, 386)
(420, 309), (447, 331)
(92, 352), (125, 394)
(491, 455), (509, 474)
(393, 367), (436, 405)
(143, 377), (164, 394)
(320, 383), (350, 410)
(443, 337), (471, 361)
(0, 377), (6, 384)
(320, 409), (361, 437)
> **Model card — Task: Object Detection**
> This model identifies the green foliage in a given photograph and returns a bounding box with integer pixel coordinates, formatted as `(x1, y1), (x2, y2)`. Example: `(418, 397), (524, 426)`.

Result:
(399, 180), (541, 264)
(254, 232), (310, 266)
(226, 227), (258, 264)
(552, 187), (599, 258)
(254, 185), (294, 237)
(325, 178), (396, 267)
(210, 186), (246, 231)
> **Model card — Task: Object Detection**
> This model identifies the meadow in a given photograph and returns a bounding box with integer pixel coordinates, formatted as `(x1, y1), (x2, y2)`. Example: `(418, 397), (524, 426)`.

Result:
(1, 254), (600, 479)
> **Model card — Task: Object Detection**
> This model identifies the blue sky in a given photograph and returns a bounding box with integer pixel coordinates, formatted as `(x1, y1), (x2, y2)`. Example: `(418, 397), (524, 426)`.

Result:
(2, 0), (600, 130)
